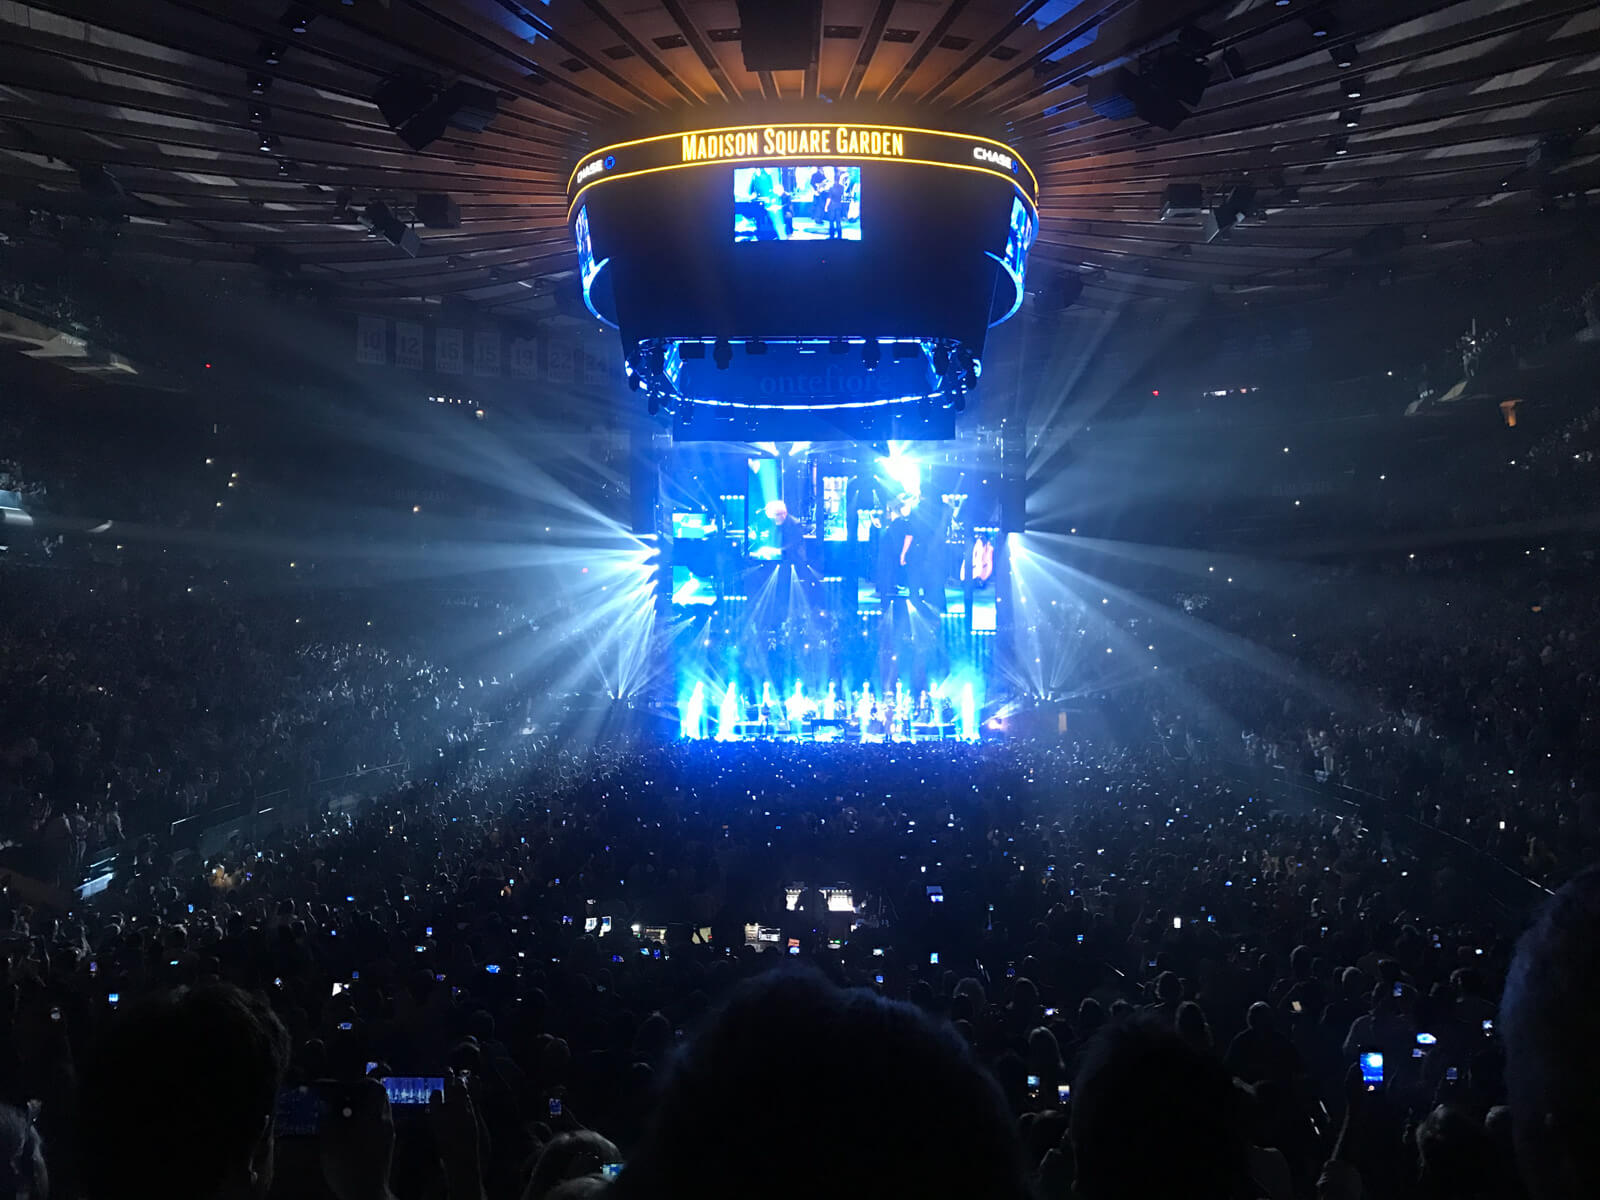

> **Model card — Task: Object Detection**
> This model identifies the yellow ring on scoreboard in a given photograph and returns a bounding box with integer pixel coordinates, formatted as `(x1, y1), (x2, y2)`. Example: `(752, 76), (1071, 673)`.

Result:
(567, 122), (1038, 215)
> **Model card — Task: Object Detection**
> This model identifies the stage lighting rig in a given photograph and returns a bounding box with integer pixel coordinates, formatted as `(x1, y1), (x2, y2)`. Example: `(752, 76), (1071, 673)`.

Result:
(1203, 184), (1258, 243)
(567, 113), (1037, 441)
(360, 201), (419, 257)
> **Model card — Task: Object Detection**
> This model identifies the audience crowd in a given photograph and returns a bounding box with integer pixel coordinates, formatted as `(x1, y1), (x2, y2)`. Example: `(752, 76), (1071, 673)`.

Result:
(8, 294), (1600, 1200)
(0, 566), (524, 878)
(2, 726), (1582, 1200)
(1157, 550), (1600, 887)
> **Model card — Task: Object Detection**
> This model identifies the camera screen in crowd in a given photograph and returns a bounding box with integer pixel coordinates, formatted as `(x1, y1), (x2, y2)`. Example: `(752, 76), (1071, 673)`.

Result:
(381, 1076), (445, 1107)
(733, 165), (862, 242)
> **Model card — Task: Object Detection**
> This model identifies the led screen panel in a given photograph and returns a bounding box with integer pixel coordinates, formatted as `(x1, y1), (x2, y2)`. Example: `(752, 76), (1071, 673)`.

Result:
(821, 476), (849, 542)
(733, 165), (861, 242)
(671, 565), (717, 606)
(575, 204), (596, 283)
(672, 511), (712, 540)
(747, 458), (783, 559)
(1003, 197), (1035, 288)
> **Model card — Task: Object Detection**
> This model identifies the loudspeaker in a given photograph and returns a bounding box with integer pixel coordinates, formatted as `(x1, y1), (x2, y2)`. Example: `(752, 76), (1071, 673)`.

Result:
(374, 75), (433, 129)
(438, 82), (498, 133)
(1001, 476), (1027, 532)
(629, 441), (661, 536)
(735, 0), (821, 72)
(416, 193), (460, 229)
(1037, 272), (1083, 311)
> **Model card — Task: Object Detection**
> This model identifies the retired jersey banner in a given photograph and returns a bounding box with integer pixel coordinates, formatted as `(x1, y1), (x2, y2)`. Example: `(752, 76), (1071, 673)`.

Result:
(435, 327), (464, 375)
(356, 316), (387, 365)
(473, 330), (501, 377)
(395, 322), (425, 370)
(508, 336), (538, 379)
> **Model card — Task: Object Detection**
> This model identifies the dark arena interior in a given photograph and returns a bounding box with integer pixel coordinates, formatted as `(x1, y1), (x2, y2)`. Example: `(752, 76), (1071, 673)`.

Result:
(5, 1), (1600, 1198)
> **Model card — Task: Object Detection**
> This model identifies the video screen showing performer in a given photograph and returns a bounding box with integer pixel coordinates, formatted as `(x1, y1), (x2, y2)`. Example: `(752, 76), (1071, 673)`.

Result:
(763, 500), (806, 563)
(1003, 196), (1034, 284)
(575, 204), (596, 280)
(733, 165), (862, 242)
(855, 458), (1000, 624)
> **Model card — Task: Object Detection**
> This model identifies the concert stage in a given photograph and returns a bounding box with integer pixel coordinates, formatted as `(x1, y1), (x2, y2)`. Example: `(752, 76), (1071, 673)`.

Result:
(677, 682), (976, 743)
(644, 437), (1016, 742)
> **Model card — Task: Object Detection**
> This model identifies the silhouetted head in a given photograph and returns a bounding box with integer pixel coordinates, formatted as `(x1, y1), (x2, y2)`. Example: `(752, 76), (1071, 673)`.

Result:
(1071, 1018), (1245, 1200)
(79, 985), (288, 1200)
(1502, 864), (1600, 1200)
(613, 969), (1027, 1200)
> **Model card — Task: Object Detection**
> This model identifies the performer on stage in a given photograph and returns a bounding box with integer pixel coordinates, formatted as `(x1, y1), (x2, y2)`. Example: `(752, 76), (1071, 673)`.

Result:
(867, 704), (885, 743)
(785, 683), (808, 739)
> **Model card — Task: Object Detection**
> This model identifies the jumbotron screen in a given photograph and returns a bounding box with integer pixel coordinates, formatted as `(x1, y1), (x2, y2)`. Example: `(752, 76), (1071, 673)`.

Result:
(568, 119), (1037, 434)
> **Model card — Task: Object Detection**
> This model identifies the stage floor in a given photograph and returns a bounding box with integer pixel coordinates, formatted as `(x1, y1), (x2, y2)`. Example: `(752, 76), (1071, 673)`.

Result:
(708, 718), (967, 743)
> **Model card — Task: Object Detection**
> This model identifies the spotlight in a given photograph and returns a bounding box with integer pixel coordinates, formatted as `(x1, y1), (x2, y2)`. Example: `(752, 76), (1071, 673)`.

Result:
(1341, 108), (1361, 127)
(1304, 9), (1336, 38)
(713, 338), (732, 370)
(1343, 74), (1364, 99)
(277, 159), (296, 176)
(1329, 45), (1358, 69)
(279, 4), (314, 33)
(863, 340), (881, 370)
(258, 133), (278, 153)
(1329, 135), (1348, 156)
(745, 339), (768, 356)
(248, 104), (269, 126)
(258, 41), (286, 64)
(248, 73), (273, 96)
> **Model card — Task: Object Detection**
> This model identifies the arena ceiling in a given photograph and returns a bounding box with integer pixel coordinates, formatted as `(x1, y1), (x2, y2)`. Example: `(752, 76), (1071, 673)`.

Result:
(1, 0), (1597, 316)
